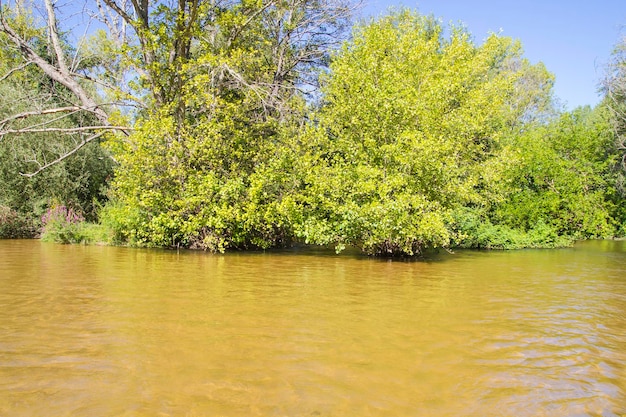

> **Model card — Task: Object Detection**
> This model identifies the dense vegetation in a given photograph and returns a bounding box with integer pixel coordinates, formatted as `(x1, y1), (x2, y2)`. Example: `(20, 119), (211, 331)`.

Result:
(1, 2), (625, 255)
(0, 11), (113, 237)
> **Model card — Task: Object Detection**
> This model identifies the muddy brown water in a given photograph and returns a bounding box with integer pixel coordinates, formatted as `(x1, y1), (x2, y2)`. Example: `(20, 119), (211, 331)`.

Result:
(1, 239), (625, 416)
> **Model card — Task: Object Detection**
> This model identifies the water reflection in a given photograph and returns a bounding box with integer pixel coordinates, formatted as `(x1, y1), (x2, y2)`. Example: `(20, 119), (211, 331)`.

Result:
(0, 240), (625, 416)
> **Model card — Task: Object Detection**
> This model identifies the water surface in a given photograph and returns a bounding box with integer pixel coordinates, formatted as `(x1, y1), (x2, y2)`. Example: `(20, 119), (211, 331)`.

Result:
(0, 240), (625, 416)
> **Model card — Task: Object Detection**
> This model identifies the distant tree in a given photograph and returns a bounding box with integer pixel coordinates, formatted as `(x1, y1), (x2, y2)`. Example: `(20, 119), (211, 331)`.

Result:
(599, 32), (626, 232)
(497, 108), (615, 239)
(602, 32), (626, 196)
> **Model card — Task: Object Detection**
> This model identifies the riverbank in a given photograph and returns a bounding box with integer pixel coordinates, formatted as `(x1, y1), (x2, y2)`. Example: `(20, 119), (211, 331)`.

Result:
(7, 201), (620, 256)
(33, 218), (607, 256)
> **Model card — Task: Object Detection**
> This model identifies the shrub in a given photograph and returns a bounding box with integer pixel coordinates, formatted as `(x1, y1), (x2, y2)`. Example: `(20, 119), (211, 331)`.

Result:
(40, 204), (86, 244)
(452, 207), (574, 249)
(0, 205), (36, 238)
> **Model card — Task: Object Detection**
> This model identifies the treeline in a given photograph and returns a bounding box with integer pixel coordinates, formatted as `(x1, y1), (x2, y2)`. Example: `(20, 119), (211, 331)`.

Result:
(1, 3), (625, 255)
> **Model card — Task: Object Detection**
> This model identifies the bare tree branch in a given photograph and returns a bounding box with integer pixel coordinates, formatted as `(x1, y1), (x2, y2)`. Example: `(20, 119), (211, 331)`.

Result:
(101, 0), (163, 104)
(0, 0), (136, 174)
(2, 125), (132, 135)
(0, 106), (83, 126)
(101, 0), (139, 32)
(43, 0), (69, 74)
(0, 3), (112, 125)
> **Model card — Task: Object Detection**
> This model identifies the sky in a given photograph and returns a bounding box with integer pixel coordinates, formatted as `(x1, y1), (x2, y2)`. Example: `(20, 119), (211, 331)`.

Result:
(358, 0), (626, 110)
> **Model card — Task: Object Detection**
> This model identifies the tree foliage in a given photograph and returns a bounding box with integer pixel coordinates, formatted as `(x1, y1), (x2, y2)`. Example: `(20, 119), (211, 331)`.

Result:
(289, 11), (557, 255)
(454, 106), (617, 249)
(99, 0), (354, 250)
(602, 32), (626, 230)
(1, 2), (623, 253)
(0, 8), (113, 232)
(604, 33), (626, 172)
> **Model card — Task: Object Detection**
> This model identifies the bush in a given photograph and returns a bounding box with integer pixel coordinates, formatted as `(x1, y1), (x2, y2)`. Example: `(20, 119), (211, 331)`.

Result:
(0, 205), (36, 238)
(452, 207), (574, 249)
(39, 204), (110, 244)
(40, 204), (84, 243)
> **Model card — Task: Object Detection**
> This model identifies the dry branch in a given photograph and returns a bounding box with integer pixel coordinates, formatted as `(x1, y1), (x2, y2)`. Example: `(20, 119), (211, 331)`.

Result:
(0, 106), (84, 127)
(1, 125), (131, 135)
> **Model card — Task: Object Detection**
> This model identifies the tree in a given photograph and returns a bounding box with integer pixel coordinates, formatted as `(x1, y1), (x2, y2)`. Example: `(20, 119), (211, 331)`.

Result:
(0, 4), (114, 233)
(97, 0), (356, 250)
(599, 32), (626, 232)
(290, 10), (556, 255)
(1, 0), (355, 245)
(602, 32), (626, 197)
(0, 1), (129, 174)
(486, 107), (615, 246)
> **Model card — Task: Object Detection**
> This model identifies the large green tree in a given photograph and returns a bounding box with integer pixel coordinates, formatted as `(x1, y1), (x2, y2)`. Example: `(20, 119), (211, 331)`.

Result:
(290, 10), (556, 255)
(1, 0), (354, 244)
(98, 0), (355, 249)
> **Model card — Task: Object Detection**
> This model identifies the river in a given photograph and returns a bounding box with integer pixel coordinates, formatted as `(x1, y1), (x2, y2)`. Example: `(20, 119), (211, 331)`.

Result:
(0, 239), (625, 416)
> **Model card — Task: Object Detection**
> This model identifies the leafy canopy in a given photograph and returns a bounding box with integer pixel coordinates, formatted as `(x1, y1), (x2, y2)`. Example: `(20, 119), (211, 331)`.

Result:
(293, 10), (555, 255)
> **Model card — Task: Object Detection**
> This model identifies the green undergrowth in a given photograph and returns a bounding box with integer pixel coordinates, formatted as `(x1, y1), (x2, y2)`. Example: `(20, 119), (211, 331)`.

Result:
(39, 204), (112, 245)
(38, 210), (583, 252)
(452, 214), (575, 250)
(40, 221), (111, 245)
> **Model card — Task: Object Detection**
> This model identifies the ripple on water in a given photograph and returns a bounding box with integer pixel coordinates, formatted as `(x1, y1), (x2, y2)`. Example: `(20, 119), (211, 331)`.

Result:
(0, 240), (626, 416)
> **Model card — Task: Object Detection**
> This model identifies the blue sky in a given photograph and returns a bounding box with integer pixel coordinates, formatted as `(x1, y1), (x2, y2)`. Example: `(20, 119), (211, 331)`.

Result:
(358, 0), (626, 110)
